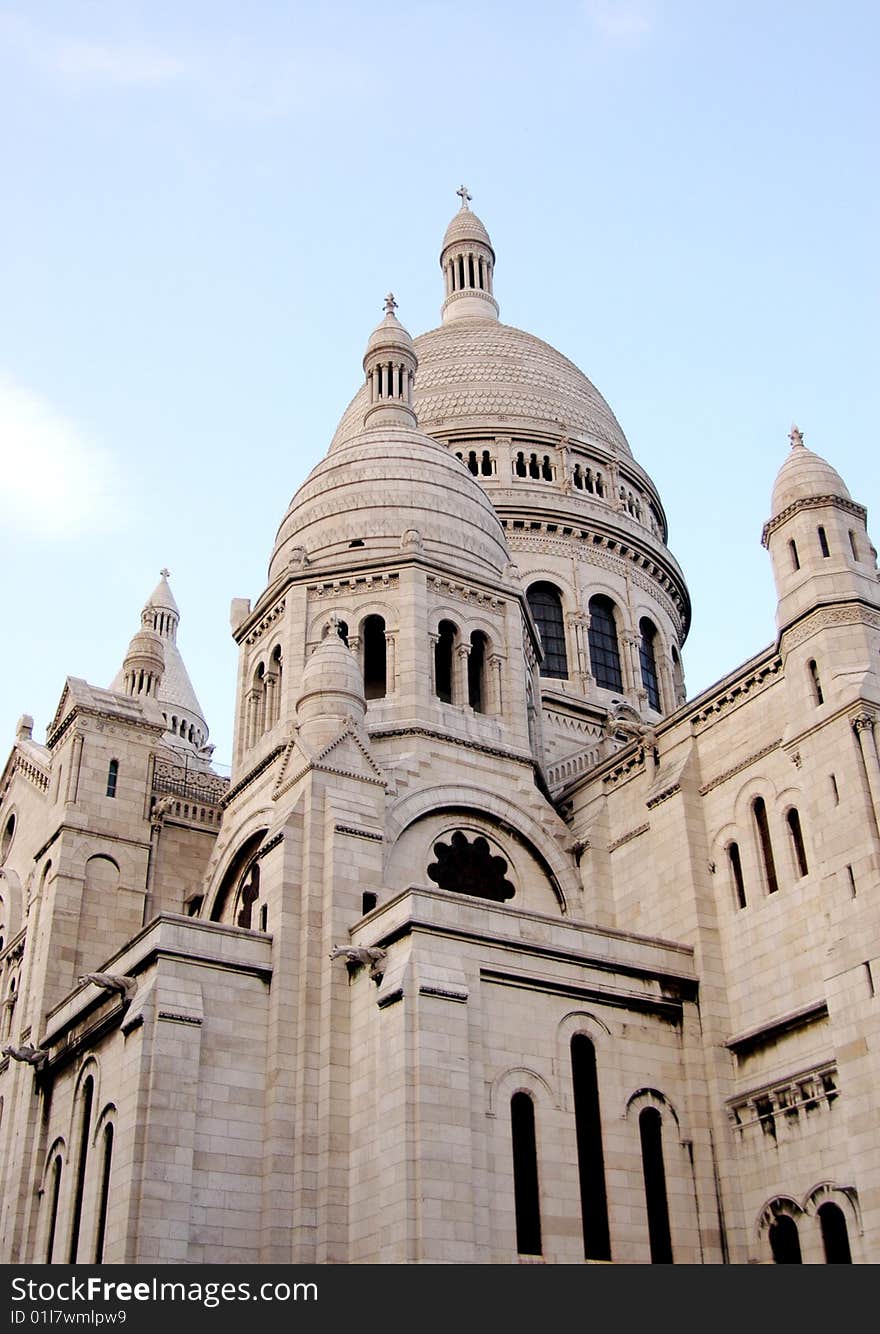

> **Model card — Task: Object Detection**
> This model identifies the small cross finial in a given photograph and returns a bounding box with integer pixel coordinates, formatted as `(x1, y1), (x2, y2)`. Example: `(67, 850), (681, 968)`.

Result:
(789, 424), (804, 449)
(383, 293), (397, 316)
(160, 567), (170, 579)
(456, 184), (471, 209)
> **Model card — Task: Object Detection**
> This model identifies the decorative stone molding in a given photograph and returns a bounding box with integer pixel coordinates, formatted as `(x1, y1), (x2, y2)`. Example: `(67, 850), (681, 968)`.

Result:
(728, 1061), (838, 1140)
(243, 598), (286, 647)
(781, 602), (880, 651)
(699, 738), (783, 795)
(762, 494), (867, 546)
(608, 822), (650, 852)
(427, 573), (505, 611)
(309, 572), (399, 598)
(220, 745), (286, 807)
(691, 659), (782, 730)
(334, 823), (383, 842)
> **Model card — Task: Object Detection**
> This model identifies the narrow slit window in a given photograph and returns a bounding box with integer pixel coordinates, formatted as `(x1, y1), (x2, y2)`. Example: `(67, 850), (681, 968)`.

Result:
(753, 797), (779, 895)
(789, 539), (800, 570)
(46, 1156), (63, 1264)
(510, 1092), (542, 1256)
(106, 759), (118, 799)
(68, 1076), (94, 1262)
(849, 529), (859, 561)
(728, 842), (747, 909)
(786, 808), (809, 878)
(94, 1124), (114, 1264)
(808, 659), (824, 705)
(639, 1107), (673, 1263)
(571, 1034), (611, 1261)
(818, 525), (830, 557)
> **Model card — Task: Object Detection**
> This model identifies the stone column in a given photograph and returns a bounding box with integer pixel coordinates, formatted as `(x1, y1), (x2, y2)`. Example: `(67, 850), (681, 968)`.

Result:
(385, 631), (397, 695)
(572, 612), (592, 692)
(428, 633), (439, 697)
(853, 713), (880, 836)
(66, 731), (84, 805)
(488, 654), (504, 715)
(455, 644), (471, 708)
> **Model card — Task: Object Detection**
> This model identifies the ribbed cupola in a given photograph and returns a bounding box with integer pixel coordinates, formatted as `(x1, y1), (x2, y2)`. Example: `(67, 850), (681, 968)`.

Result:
(440, 186), (499, 324)
(121, 628), (165, 700)
(363, 295), (418, 430)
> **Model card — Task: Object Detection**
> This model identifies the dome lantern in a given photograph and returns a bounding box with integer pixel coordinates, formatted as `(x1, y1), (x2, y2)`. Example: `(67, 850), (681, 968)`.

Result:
(440, 186), (499, 325)
(362, 294), (418, 430)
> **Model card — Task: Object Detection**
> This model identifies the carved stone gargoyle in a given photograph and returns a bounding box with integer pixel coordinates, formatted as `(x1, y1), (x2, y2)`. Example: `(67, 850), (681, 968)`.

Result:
(2, 1044), (47, 1069)
(78, 972), (138, 998)
(329, 945), (387, 983)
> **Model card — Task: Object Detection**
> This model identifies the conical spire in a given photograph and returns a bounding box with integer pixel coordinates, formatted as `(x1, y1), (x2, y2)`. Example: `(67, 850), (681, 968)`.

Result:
(110, 571), (211, 757)
(440, 186), (499, 324)
(362, 295), (418, 429)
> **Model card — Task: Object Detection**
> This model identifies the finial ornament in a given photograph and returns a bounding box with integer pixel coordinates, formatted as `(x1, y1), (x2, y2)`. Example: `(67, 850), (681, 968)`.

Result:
(160, 567), (170, 578)
(383, 293), (398, 316)
(789, 424), (804, 449)
(456, 184), (472, 209)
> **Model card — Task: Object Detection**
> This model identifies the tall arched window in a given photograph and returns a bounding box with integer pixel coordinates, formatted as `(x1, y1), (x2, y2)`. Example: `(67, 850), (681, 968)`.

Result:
(571, 1034), (611, 1261)
(69, 1075), (94, 1262)
(527, 583), (568, 679)
(510, 1092), (542, 1256)
(434, 621), (457, 703)
(818, 1202), (852, 1263)
(639, 618), (661, 711)
(270, 644), (283, 726)
(45, 1155), (63, 1264)
(106, 759), (118, 799)
(468, 631), (488, 712)
(786, 808), (809, 878)
(752, 797), (779, 895)
(362, 615), (387, 700)
(728, 842), (747, 910)
(588, 596), (622, 692)
(94, 1123), (114, 1263)
(769, 1214), (802, 1263)
(639, 1107), (673, 1263)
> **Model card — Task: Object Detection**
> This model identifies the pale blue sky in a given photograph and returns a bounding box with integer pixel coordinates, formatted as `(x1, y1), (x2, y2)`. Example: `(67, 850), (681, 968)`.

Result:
(1, 1), (877, 768)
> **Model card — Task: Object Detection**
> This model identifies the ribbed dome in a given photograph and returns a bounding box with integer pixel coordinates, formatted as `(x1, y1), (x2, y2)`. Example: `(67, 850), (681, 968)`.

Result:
(297, 627), (365, 718)
(331, 320), (632, 457)
(771, 440), (851, 516)
(442, 207), (494, 254)
(269, 427), (511, 584)
(365, 308), (416, 358)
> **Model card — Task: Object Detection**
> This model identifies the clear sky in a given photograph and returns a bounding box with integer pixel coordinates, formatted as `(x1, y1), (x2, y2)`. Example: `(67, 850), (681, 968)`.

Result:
(1, 1), (877, 770)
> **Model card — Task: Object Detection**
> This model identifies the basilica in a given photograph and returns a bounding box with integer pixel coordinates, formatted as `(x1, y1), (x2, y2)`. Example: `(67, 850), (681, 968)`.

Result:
(1, 192), (877, 1264)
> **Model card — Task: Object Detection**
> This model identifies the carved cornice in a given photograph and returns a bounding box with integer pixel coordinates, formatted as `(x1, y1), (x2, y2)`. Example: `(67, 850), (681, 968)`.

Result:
(608, 822), (650, 852)
(221, 745), (286, 808)
(781, 601), (880, 651)
(646, 781), (681, 810)
(13, 754), (49, 793)
(762, 494), (867, 546)
(309, 572), (399, 598)
(699, 739), (783, 796)
(334, 823), (384, 842)
(691, 658), (782, 730)
(427, 574), (505, 611)
(243, 599), (286, 648)
(368, 724), (534, 768)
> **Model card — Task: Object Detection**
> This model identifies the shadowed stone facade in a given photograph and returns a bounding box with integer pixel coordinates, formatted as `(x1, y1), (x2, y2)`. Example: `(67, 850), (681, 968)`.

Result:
(1, 197), (877, 1265)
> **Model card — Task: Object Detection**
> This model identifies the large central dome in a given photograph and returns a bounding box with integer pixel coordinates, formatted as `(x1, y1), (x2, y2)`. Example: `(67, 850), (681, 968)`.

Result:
(331, 319), (632, 456)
